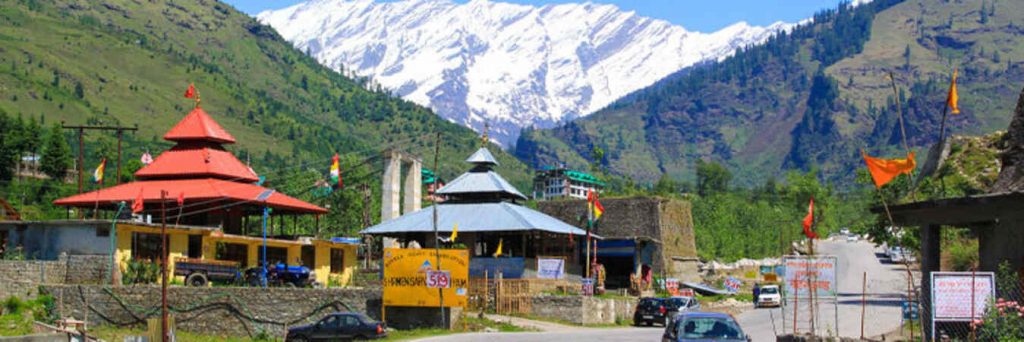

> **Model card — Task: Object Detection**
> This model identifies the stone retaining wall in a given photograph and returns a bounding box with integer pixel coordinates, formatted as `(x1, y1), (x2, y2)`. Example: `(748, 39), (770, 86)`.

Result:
(531, 295), (637, 325)
(41, 285), (382, 338)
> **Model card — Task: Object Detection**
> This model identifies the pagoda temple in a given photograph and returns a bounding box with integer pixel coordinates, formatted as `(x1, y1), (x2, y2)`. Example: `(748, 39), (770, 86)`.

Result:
(0, 104), (357, 287)
(361, 147), (596, 279)
(53, 106), (326, 231)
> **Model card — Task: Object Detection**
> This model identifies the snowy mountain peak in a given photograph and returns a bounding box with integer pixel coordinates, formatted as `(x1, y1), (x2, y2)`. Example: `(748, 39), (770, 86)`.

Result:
(258, 0), (790, 146)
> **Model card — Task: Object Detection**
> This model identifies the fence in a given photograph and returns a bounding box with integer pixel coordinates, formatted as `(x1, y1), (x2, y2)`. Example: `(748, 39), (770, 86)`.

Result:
(466, 274), (576, 315)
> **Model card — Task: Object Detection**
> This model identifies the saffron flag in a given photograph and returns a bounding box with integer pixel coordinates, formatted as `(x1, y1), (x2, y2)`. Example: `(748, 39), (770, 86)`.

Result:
(184, 83), (195, 99)
(177, 192), (185, 207)
(493, 238), (503, 257)
(587, 190), (604, 220)
(802, 198), (818, 239)
(862, 150), (917, 188)
(329, 153), (342, 189)
(131, 187), (144, 214)
(91, 159), (106, 184)
(449, 223), (458, 242)
(946, 68), (960, 114)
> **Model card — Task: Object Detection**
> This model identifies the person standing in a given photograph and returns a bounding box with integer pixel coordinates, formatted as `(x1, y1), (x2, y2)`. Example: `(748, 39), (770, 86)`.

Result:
(753, 284), (761, 307)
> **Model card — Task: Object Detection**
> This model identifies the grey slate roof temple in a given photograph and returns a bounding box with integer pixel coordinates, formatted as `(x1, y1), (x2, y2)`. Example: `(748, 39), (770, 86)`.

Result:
(360, 148), (592, 237)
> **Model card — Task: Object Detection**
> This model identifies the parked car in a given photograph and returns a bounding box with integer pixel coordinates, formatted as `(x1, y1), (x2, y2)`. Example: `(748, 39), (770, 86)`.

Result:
(664, 296), (701, 323)
(245, 263), (317, 287)
(756, 285), (781, 308)
(662, 312), (751, 342)
(846, 234), (859, 242)
(633, 297), (669, 327)
(887, 246), (915, 264)
(174, 258), (243, 287)
(286, 312), (386, 341)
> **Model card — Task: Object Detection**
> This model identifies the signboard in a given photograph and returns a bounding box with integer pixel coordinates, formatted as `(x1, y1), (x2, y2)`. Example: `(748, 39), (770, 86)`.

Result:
(723, 276), (742, 293)
(931, 272), (995, 321)
(537, 258), (565, 279)
(383, 248), (469, 307)
(783, 256), (838, 297)
(665, 278), (680, 296)
(581, 278), (594, 296)
(902, 300), (919, 320)
(469, 257), (525, 278)
(426, 270), (451, 288)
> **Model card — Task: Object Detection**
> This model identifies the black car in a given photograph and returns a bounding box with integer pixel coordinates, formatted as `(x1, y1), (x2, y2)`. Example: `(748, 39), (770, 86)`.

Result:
(287, 312), (387, 341)
(633, 297), (669, 326)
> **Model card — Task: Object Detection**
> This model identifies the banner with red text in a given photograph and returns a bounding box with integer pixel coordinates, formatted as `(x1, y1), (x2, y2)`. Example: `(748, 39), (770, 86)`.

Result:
(783, 256), (838, 297)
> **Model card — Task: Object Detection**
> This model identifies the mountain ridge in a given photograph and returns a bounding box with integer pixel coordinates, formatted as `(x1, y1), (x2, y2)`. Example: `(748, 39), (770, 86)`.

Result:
(258, 0), (790, 146)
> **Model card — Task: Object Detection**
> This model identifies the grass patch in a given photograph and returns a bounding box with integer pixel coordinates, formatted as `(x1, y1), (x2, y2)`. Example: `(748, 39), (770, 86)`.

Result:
(90, 326), (278, 342)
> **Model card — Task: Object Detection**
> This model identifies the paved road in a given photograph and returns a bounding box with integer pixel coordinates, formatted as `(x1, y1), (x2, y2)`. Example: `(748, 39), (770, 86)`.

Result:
(736, 239), (912, 341)
(414, 240), (910, 342)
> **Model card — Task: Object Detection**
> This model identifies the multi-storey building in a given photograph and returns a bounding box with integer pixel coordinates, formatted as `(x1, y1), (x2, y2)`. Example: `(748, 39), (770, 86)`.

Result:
(532, 167), (605, 200)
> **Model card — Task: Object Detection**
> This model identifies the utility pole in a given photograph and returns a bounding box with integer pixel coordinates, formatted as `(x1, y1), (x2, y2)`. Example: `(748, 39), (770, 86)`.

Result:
(431, 132), (445, 329)
(61, 124), (139, 192)
(160, 190), (169, 342)
(362, 184), (371, 269)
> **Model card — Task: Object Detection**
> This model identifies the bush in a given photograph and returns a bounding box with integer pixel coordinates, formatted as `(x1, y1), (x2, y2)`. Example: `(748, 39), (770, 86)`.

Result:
(123, 258), (159, 285)
(946, 239), (978, 271)
(2, 297), (24, 315)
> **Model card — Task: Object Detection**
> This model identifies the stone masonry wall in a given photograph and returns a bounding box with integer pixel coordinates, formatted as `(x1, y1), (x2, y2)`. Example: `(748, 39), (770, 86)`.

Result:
(41, 285), (382, 339)
(531, 295), (637, 325)
(0, 255), (112, 300)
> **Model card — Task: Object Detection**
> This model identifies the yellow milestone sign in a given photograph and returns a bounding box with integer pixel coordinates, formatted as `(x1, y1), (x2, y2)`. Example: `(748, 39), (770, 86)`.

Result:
(383, 248), (469, 307)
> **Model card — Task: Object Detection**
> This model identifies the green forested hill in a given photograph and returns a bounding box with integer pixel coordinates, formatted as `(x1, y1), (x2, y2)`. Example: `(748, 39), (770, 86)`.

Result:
(0, 0), (531, 188)
(516, 0), (1024, 187)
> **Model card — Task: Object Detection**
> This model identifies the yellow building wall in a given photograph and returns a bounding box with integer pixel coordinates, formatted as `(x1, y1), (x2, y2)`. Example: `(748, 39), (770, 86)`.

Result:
(314, 245), (331, 286)
(115, 229), (132, 274)
(247, 244), (260, 269)
(312, 243), (358, 287)
(168, 234), (189, 282)
(287, 245), (302, 266)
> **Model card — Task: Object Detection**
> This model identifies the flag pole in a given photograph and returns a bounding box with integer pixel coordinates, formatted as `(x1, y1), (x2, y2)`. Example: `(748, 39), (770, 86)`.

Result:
(888, 71), (919, 200)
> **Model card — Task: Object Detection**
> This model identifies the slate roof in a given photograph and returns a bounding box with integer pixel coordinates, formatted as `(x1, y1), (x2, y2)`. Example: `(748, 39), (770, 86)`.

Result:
(359, 202), (595, 237)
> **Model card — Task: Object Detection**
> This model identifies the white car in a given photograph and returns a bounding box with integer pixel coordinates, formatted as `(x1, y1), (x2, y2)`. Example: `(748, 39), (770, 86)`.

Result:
(757, 285), (781, 308)
(846, 234), (858, 242)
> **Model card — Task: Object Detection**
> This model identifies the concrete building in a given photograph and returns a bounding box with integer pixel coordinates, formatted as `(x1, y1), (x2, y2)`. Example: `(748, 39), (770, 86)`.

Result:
(539, 197), (700, 288)
(532, 167), (605, 201)
(886, 86), (1024, 340)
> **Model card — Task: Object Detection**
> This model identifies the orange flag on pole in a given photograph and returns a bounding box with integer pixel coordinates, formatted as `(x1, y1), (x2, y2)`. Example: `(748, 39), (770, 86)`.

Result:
(946, 68), (960, 114)
(862, 150), (917, 188)
(802, 198), (817, 239)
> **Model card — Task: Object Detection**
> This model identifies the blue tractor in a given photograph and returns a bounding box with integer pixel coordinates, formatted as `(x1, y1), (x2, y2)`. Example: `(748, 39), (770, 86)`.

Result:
(244, 263), (318, 288)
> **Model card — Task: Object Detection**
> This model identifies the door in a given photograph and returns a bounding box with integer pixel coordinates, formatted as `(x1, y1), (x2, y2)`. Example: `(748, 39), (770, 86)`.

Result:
(337, 315), (362, 340)
(310, 315), (339, 341)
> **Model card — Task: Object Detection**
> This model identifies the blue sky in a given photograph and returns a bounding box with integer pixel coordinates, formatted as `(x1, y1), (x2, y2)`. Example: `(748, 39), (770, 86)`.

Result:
(227, 0), (850, 32)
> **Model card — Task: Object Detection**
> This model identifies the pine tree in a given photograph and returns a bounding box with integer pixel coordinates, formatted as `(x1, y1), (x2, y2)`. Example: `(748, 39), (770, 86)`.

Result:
(74, 81), (84, 99)
(980, 0), (989, 24)
(40, 124), (72, 182)
(0, 110), (17, 181)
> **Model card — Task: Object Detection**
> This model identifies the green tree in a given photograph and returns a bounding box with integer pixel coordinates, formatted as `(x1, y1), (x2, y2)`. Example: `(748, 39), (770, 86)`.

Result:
(696, 160), (732, 196)
(0, 110), (18, 181)
(980, 0), (989, 24)
(74, 81), (84, 99)
(40, 124), (72, 181)
(653, 173), (678, 196)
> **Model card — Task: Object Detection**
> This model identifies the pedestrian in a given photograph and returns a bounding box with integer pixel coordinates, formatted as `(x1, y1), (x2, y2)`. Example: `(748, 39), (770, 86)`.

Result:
(753, 283), (761, 306)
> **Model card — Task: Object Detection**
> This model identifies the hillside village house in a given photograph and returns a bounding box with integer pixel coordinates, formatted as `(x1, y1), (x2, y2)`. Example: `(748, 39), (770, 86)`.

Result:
(0, 105), (358, 287)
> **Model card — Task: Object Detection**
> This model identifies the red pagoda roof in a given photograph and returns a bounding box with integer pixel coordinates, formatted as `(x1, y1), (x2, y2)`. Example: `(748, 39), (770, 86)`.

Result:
(163, 107), (236, 144)
(134, 145), (259, 182)
(53, 178), (326, 214)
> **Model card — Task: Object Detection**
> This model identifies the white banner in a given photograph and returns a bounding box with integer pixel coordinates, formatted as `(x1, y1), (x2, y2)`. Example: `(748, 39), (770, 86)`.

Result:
(931, 272), (995, 321)
(783, 256), (838, 297)
(537, 258), (565, 279)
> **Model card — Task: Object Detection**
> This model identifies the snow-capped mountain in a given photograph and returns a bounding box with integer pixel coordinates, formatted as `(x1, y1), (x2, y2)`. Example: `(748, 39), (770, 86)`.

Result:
(258, 0), (790, 146)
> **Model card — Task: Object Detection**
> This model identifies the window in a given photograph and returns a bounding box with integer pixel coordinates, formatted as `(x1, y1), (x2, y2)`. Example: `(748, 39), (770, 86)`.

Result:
(258, 247), (288, 265)
(340, 315), (360, 328)
(216, 242), (248, 267)
(301, 246), (315, 268)
(95, 227), (110, 237)
(319, 315), (339, 329)
(330, 248), (345, 273)
(187, 235), (202, 259)
(131, 232), (162, 262)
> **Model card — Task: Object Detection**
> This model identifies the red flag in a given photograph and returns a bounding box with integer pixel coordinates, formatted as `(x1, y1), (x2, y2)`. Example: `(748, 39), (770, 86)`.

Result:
(177, 192), (185, 207)
(132, 187), (145, 214)
(802, 198), (817, 239)
(184, 83), (195, 99)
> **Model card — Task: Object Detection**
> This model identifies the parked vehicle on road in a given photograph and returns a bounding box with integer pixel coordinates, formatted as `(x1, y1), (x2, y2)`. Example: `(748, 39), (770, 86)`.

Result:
(886, 246), (915, 264)
(286, 312), (386, 341)
(662, 312), (751, 342)
(633, 297), (669, 326)
(664, 296), (701, 323)
(244, 263), (317, 287)
(756, 285), (781, 308)
(173, 258), (242, 287)
(846, 234), (859, 242)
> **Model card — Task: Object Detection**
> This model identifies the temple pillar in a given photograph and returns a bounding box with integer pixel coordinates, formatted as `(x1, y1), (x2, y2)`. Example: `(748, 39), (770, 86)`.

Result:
(381, 150), (401, 222)
(920, 224), (941, 341)
(403, 158), (422, 214)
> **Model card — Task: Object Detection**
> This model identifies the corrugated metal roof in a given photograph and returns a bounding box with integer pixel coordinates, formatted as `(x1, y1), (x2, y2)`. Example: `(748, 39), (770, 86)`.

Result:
(466, 148), (499, 165)
(359, 202), (598, 237)
(163, 107), (236, 144)
(436, 170), (527, 199)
